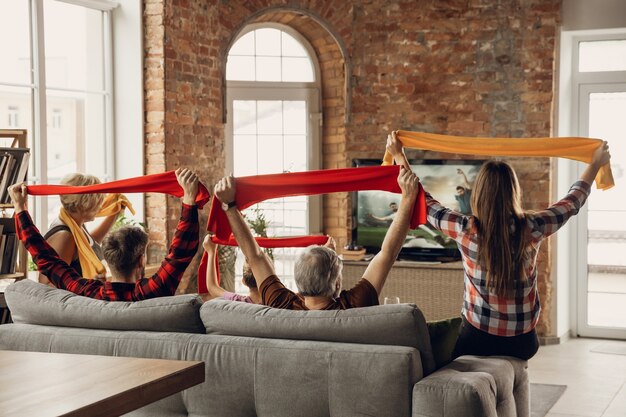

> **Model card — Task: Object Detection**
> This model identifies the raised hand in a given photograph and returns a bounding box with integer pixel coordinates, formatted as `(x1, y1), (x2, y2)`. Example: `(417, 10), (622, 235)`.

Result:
(8, 183), (28, 213)
(175, 168), (199, 205)
(214, 175), (236, 205)
(397, 166), (419, 200)
(592, 141), (611, 168)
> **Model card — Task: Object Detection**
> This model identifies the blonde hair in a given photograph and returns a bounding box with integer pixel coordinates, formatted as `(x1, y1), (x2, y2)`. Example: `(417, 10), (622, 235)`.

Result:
(470, 161), (529, 296)
(59, 173), (104, 214)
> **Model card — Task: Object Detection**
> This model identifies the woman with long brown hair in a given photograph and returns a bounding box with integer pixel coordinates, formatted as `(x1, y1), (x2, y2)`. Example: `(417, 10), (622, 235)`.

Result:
(387, 131), (611, 360)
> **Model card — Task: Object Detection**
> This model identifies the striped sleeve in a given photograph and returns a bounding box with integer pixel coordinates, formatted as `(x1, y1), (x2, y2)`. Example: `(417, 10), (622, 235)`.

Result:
(528, 180), (591, 241)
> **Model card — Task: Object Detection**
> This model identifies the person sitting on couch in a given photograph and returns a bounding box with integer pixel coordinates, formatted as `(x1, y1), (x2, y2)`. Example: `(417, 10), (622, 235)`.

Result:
(8, 168), (200, 301)
(202, 234), (338, 303)
(202, 235), (262, 304)
(212, 165), (419, 310)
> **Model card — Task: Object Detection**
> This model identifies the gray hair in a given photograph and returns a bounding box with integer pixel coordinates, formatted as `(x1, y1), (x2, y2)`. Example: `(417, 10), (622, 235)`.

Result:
(294, 245), (342, 297)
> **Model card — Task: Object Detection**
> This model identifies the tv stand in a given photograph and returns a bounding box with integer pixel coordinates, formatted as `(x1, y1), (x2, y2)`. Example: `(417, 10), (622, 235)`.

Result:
(342, 259), (464, 321)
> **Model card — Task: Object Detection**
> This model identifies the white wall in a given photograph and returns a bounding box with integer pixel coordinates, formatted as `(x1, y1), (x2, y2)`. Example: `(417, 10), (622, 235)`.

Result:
(562, 0), (626, 31)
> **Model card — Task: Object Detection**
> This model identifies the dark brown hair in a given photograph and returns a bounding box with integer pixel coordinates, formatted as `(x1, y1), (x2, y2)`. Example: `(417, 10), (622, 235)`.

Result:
(102, 226), (149, 277)
(470, 161), (529, 296)
(241, 261), (257, 288)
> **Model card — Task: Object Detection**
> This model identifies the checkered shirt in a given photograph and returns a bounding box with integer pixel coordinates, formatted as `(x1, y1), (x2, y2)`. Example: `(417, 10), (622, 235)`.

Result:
(18, 204), (199, 301)
(425, 180), (591, 336)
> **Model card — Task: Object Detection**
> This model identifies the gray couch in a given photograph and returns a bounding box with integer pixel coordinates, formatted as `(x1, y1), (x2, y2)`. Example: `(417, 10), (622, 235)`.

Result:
(0, 280), (529, 417)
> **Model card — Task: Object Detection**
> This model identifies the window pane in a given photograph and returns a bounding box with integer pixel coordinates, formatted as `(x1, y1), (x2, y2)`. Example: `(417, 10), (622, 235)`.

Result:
(587, 92), (626, 213)
(282, 58), (314, 82)
(44, 1), (104, 90)
(46, 90), (107, 182)
(255, 28), (281, 56)
(283, 101), (306, 134)
(233, 134), (257, 176)
(226, 56), (255, 81)
(0, 86), (33, 132)
(281, 32), (308, 57)
(229, 31), (255, 56)
(579, 40), (626, 72)
(256, 57), (281, 82)
(0, 0), (31, 85)
(257, 101), (282, 134)
(284, 135), (307, 172)
(233, 100), (256, 134)
(257, 135), (283, 174)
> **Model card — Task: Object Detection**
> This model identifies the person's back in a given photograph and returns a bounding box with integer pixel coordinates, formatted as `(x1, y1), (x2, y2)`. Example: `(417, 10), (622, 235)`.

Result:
(387, 130), (611, 360)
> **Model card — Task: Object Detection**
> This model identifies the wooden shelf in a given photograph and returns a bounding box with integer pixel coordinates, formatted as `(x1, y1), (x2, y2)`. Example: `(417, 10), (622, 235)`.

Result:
(1, 129), (28, 282)
(0, 273), (24, 280)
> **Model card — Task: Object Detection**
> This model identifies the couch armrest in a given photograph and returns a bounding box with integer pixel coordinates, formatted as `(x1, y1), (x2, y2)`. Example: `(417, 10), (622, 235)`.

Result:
(412, 356), (528, 417)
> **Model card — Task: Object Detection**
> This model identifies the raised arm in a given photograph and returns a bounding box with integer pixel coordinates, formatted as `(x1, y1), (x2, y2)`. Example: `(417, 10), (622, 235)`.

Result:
(202, 235), (225, 298)
(214, 175), (275, 288)
(136, 168), (200, 299)
(9, 183), (104, 297)
(457, 169), (472, 189)
(362, 166), (419, 295)
(90, 211), (119, 244)
(529, 141), (611, 240)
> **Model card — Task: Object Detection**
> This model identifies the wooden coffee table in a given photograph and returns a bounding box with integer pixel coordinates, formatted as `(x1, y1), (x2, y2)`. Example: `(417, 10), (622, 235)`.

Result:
(0, 350), (205, 417)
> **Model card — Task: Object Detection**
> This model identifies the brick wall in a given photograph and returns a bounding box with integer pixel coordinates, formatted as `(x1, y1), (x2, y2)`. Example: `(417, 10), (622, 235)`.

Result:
(144, 0), (561, 335)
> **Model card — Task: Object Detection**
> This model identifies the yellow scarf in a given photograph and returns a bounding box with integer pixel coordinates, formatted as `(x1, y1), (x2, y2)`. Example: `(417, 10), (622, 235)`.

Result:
(383, 131), (614, 190)
(59, 208), (107, 279)
(58, 194), (135, 278)
(97, 193), (136, 217)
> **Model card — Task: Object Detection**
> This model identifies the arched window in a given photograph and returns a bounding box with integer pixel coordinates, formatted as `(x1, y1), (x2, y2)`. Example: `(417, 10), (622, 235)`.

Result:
(226, 25), (321, 290)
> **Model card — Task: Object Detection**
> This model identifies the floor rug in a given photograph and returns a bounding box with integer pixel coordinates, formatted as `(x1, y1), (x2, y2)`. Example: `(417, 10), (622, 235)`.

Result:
(530, 383), (567, 417)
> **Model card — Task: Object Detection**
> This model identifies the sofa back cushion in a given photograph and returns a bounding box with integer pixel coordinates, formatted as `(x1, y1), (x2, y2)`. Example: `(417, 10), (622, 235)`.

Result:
(200, 299), (436, 375)
(5, 279), (205, 333)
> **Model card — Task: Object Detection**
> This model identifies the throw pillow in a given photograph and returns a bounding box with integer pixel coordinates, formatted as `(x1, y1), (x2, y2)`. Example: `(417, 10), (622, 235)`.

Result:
(427, 316), (462, 369)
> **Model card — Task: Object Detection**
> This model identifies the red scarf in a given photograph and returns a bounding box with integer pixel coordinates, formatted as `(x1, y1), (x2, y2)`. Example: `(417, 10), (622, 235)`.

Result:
(207, 165), (426, 240)
(199, 165), (426, 294)
(27, 171), (211, 209)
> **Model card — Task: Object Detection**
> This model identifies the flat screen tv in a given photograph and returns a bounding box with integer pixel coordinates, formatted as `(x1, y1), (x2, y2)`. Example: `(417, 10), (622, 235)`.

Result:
(351, 159), (484, 262)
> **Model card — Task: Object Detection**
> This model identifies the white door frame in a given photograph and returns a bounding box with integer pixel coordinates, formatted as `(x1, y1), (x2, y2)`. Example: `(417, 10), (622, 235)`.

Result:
(576, 81), (626, 339)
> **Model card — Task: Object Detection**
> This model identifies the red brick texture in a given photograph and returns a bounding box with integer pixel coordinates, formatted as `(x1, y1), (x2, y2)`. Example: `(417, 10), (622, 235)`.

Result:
(143, 0), (561, 336)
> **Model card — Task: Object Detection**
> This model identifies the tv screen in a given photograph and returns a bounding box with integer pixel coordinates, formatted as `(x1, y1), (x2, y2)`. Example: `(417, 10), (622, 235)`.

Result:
(351, 159), (484, 261)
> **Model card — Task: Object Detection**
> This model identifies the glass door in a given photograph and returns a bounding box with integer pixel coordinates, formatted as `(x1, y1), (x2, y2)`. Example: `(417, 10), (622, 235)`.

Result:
(577, 84), (626, 338)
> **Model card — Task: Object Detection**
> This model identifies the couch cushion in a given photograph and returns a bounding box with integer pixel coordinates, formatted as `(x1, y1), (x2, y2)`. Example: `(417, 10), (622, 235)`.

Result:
(427, 316), (462, 369)
(412, 355), (528, 417)
(201, 298), (436, 375)
(4, 279), (205, 333)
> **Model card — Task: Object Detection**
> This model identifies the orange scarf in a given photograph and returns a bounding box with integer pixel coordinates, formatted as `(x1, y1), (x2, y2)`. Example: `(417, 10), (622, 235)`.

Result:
(97, 193), (136, 217)
(383, 131), (614, 190)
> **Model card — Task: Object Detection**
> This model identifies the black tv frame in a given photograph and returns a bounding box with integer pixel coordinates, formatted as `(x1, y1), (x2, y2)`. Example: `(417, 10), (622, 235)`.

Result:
(351, 158), (484, 262)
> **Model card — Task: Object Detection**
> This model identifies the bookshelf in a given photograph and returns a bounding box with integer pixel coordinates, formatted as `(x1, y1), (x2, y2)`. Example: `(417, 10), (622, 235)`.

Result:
(0, 129), (29, 284)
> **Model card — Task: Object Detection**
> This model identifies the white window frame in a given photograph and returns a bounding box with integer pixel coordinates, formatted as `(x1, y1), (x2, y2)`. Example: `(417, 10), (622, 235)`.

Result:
(0, 0), (143, 226)
(557, 28), (626, 339)
(225, 23), (323, 235)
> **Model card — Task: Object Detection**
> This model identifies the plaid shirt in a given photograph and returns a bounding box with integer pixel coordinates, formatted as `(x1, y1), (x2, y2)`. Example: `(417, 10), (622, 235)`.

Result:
(18, 204), (199, 301)
(426, 180), (591, 336)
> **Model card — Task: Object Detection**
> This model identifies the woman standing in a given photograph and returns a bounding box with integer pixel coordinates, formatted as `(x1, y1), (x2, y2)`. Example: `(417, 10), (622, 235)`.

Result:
(387, 131), (610, 360)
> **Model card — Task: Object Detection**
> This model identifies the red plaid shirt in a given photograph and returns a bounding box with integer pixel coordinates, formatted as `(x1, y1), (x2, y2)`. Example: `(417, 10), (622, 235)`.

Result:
(425, 180), (591, 336)
(18, 204), (199, 301)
